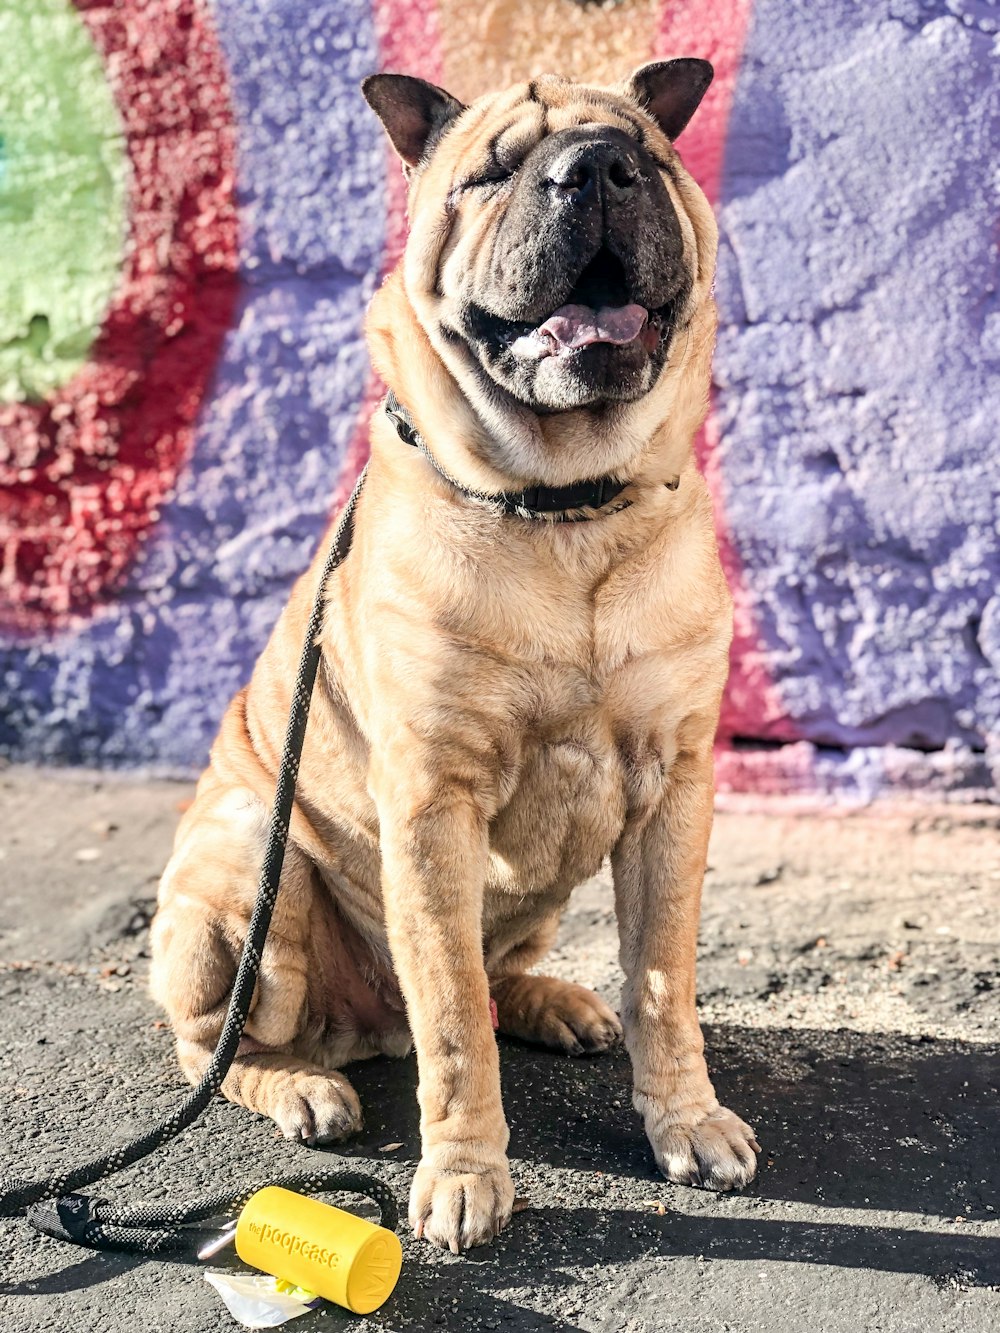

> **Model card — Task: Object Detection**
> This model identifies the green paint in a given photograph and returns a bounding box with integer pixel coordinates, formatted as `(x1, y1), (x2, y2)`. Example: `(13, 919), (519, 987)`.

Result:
(0, 0), (127, 402)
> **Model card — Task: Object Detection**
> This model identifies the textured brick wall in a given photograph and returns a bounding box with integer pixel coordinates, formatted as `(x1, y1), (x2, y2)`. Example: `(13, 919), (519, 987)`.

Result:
(1, 0), (997, 801)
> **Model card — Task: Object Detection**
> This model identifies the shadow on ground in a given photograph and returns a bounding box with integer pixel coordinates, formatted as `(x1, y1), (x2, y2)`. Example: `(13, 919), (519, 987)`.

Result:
(5, 1023), (995, 1330)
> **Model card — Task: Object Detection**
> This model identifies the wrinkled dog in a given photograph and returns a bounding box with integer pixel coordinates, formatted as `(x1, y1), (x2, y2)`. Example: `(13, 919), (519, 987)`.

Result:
(151, 61), (759, 1254)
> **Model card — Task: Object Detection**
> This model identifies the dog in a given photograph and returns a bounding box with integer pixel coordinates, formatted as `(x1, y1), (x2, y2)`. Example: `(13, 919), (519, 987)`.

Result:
(150, 59), (759, 1254)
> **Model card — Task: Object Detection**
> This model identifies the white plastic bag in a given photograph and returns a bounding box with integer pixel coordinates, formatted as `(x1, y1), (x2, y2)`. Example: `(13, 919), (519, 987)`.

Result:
(204, 1270), (321, 1329)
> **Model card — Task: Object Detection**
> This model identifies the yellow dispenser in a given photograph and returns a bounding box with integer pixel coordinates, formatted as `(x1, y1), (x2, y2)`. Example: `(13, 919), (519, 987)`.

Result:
(232, 1186), (402, 1315)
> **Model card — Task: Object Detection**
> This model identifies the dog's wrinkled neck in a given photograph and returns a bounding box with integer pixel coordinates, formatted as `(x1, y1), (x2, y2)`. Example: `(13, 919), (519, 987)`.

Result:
(368, 272), (709, 499)
(384, 390), (671, 523)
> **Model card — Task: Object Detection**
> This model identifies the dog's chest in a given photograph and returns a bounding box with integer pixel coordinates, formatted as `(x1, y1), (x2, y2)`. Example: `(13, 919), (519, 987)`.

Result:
(484, 656), (673, 898)
(488, 733), (625, 894)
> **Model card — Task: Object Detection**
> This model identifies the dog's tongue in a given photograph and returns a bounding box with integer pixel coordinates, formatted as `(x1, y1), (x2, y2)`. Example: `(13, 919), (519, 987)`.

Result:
(540, 303), (647, 349)
(511, 303), (647, 359)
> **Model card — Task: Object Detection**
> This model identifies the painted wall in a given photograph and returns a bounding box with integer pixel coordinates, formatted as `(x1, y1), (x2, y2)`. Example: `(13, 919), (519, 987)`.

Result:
(0, 0), (997, 801)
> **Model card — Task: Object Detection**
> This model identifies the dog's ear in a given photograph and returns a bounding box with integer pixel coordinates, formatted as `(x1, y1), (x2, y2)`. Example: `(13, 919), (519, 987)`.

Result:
(624, 59), (714, 141)
(362, 73), (465, 170)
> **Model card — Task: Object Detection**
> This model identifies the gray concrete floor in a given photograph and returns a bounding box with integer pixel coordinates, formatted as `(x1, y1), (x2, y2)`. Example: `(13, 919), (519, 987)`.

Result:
(1, 766), (998, 1332)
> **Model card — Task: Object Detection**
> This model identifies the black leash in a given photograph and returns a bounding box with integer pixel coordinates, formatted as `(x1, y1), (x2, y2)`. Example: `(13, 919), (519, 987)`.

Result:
(0, 465), (394, 1255)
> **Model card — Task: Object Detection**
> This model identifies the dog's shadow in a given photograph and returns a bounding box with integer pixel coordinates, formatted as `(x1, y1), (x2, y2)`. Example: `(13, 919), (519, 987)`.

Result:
(343, 1022), (998, 1219)
(321, 1020), (1000, 1326)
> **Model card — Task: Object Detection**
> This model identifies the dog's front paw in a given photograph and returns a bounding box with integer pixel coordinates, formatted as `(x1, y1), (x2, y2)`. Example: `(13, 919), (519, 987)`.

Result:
(646, 1102), (760, 1191)
(409, 1157), (515, 1253)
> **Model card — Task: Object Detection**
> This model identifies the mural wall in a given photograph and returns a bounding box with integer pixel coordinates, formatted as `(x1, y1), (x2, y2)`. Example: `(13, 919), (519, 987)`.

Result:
(1, 0), (997, 801)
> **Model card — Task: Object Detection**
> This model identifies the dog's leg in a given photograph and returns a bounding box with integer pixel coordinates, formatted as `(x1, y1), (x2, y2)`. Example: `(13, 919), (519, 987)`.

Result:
(611, 743), (760, 1190)
(376, 771), (514, 1252)
(179, 1043), (363, 1146)
(150, 783), (363, 1144)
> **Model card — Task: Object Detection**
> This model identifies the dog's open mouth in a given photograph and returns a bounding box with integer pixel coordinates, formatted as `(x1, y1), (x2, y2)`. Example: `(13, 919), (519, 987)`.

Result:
(461, 243), (690, 406)
(510, 301), (650, 360)
(473, 247), (671, 363)
(510, 247), (656, 360)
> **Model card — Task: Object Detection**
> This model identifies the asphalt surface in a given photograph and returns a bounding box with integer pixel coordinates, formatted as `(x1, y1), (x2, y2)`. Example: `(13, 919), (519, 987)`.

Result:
(0, 767), (997, 1332)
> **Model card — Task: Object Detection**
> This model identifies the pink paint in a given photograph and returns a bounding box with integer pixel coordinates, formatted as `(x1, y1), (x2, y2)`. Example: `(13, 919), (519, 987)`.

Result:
(656, 0), (792, 740)
(657, 1), (752, 204)
(372, 0), (445, 266)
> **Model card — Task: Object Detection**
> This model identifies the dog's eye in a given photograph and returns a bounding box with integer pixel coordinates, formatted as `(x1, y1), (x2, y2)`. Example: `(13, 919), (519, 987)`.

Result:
(461, 167), (514, 191)
(459, 150), (521, 191)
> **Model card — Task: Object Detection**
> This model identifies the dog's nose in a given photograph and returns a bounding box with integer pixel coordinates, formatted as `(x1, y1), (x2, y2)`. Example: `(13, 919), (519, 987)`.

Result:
(547, 141), (640, 205)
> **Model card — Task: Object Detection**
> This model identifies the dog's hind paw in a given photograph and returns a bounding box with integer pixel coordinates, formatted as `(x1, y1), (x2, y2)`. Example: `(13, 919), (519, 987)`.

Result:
(492, 974), (623, 1055)
(646, 1102), (760, 1191)
(268, 1068), (364, 1146)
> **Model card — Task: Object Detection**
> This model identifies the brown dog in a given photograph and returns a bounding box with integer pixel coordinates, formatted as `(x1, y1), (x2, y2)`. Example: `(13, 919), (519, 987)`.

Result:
(150, 60), (759, 1253)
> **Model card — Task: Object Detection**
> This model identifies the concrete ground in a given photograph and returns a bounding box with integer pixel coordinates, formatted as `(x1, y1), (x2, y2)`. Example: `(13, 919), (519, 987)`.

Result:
(0, 765), (997, 1332)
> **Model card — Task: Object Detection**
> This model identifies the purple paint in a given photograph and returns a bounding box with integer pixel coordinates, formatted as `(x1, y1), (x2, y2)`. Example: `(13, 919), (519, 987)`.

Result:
(716, 0), (999, 763)
(0, 0), (997, 802)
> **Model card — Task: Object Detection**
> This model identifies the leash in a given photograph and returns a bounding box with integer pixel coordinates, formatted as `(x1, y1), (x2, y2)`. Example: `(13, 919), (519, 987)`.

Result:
(0, 465), (395, 1255)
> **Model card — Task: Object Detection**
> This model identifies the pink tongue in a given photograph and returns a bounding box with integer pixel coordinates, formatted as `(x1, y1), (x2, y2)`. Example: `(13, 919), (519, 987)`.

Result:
(538, 302), (647, 349)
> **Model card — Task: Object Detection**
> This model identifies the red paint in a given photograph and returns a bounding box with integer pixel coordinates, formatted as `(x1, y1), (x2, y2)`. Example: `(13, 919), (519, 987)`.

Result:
(334, 0), (444, 509)
(657, 1), (792, 739)
(657, 1), (753, 205)
(0, 0), (239, 634)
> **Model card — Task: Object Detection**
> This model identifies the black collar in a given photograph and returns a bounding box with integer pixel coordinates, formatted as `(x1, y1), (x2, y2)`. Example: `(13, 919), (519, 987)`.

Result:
(384, 391), (650, 522)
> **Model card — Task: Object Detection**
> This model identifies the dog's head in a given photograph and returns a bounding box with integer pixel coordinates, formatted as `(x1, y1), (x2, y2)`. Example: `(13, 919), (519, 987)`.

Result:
(364, 65), (718, 482)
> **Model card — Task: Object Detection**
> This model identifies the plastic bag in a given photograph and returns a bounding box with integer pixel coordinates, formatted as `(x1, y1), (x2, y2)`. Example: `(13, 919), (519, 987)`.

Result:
(204, 1269), (321, 1329)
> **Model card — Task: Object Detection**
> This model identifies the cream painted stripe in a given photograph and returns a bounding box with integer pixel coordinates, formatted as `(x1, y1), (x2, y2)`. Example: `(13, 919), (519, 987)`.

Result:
(437, 0), (663, 101)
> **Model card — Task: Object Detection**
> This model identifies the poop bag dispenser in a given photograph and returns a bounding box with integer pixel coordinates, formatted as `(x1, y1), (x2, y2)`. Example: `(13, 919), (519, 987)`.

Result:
(204, 1186), (402, 1317)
